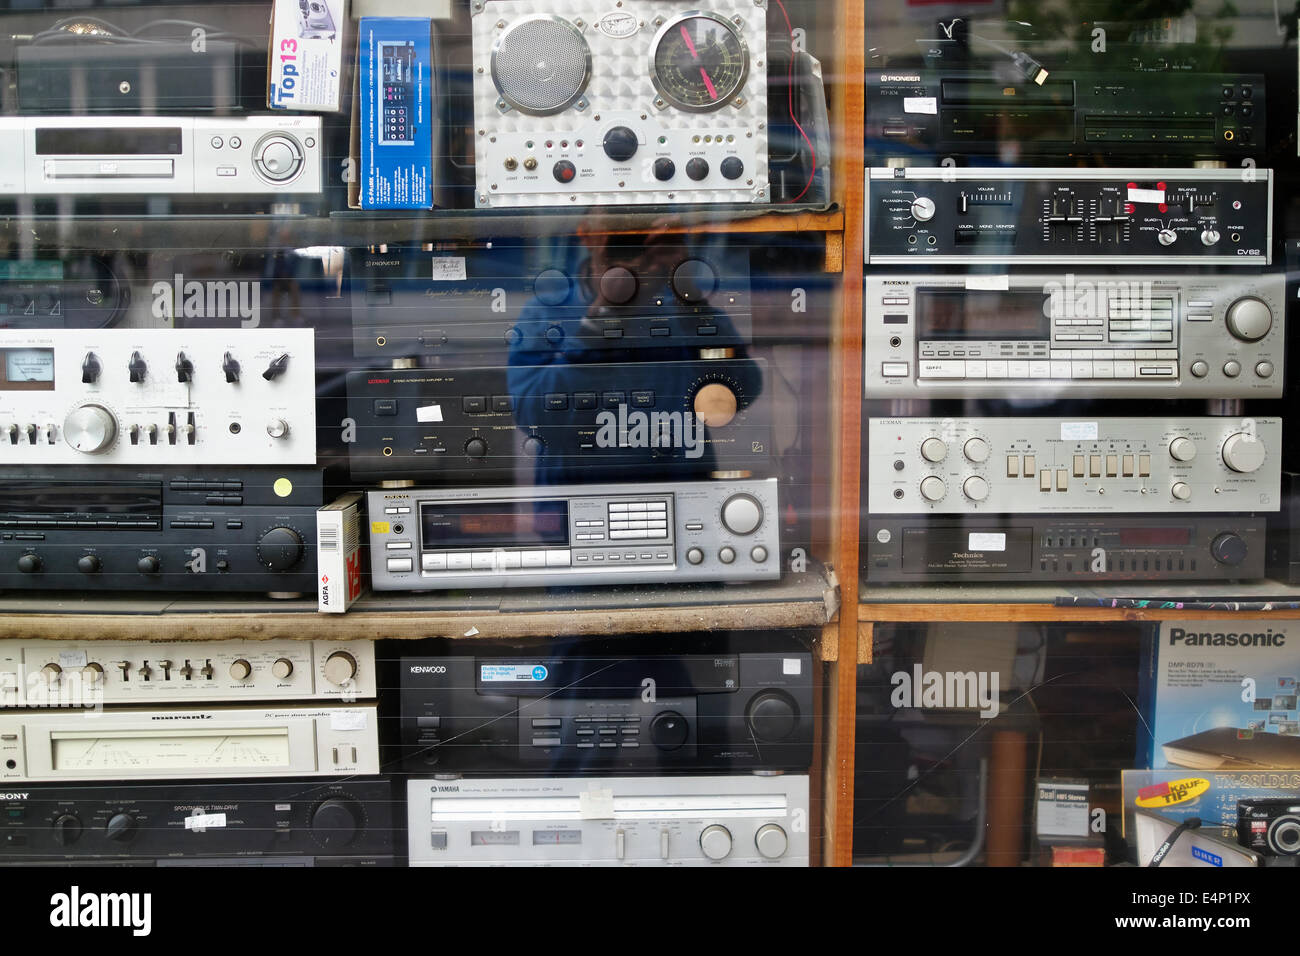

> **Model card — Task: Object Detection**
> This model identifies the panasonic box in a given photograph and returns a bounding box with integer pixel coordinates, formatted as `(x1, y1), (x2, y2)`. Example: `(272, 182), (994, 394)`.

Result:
(1138, 620), (1300, 769)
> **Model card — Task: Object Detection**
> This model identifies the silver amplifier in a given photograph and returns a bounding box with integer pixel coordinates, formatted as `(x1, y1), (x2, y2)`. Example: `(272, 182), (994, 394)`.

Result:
(367, 477), (779, 590)
(0, 328), (315, 465)
(407, 774), (809, 866)
(471, 0), (768, 207)
(0, 705), (380, 782)
(0, 640), (374, 708)
(0, 115), (322, 196)
(864, 273), (1284, 398)
(868, 417), (1282, 515)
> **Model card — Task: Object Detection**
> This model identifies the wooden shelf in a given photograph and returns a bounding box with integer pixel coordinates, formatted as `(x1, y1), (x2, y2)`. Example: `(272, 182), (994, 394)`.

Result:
(0, 563), (839, 643)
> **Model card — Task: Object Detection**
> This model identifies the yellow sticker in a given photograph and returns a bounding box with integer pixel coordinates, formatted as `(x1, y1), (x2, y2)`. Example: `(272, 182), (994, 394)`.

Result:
(1135, 777), (1211, 809)
(371, 521), (391, 534)
(273, 478), (293, 497)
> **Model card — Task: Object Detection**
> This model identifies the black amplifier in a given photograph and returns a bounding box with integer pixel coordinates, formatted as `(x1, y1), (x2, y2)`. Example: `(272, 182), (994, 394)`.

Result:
(0, 257), (124, 329)
(397, 643), (813, 773)
(348, 241), (752, 359)
(0, 778), (397, 866)
(345, 358), (771, 483)
(0, 466), (324, 594)
(865, 514), (1266, 583)
(866, 71), (1264, 159)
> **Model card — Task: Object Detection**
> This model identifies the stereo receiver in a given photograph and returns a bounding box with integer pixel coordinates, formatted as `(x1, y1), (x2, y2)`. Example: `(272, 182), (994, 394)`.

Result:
(0, 778), (397, 866)
(865, 167), (1272, 265)
(0, 640), (374, 708)
(863, 273), (1284, 399)
(368, 477), (779, 589)
(0, 466), (323, 595)
(398, 646), (811, 772)
(471, 0), (768, 207)
(408, 775), (809, 866)
(345, 358), (770, 482)
(865, 514), (1268, 583)
(866, 71), (1265, 159)
(0, 115), (322, 196)
(0, 704), (380, 782)
(0, 328), (315, 465)
(348, 242), (753, 358)
(868, 417), (1281, 515)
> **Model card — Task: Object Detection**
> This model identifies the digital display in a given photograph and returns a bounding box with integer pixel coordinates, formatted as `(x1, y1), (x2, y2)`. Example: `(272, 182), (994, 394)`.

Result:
(0, 261), (62, 282)
(1118, 527), (1193, 547)
(35, 127), (183, 156)
(3, 349), (54, 385)
(916, 290), (1050, 341)
(0, 482), (161, 519)
(420, 501), (569, 550)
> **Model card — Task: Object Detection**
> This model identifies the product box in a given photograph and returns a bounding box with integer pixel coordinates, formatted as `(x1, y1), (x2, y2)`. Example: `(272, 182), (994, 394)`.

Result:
(1138, 619), (1300, 769)
(268, 0), (348, 112)
(349, 18), (438, 209)
(1121, 768), (1300, 842)
(317, 492), (366, 612)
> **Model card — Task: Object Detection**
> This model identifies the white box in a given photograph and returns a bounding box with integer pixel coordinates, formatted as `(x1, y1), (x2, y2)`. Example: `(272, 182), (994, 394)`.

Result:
(268, 0), (349, 112)
(318, 492), (366, 612)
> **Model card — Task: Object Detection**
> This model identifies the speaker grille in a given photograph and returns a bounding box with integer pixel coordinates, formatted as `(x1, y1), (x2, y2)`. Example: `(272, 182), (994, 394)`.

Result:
(490, 16), (591, 115)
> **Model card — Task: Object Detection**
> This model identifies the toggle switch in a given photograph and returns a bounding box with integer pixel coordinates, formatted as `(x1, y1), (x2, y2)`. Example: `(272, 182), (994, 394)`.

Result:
(222, 352), (241, 383)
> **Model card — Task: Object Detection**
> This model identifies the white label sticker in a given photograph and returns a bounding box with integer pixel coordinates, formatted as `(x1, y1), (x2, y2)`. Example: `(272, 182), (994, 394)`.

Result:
(969, 533), (1007, 551)
(783, 658), (802, 676)
(481, 664), (549, 682)
(1035, 782), (1090, 838)
(579, 788), (616, 820)
(903, 96), (937, 115)
(329, 710), (367, 732)
(415, 404), (443, 423)
(1126, 187), (1165, 204)
(1061, 421), (1099, 441)
(431, 257), (467, 281)
(184, 812), (227, 831)
(964, 275), (1010, 291)
(58, 651), (88, 669)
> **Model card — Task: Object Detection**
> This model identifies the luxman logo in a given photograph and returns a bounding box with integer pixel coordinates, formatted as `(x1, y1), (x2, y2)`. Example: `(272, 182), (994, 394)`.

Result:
(1169, 627), (1286, 647)
(152, 274), (261, 328)
(890, 665), (1000, 719)
(595, 404), (704, 459)
(50, 886), (151, 937)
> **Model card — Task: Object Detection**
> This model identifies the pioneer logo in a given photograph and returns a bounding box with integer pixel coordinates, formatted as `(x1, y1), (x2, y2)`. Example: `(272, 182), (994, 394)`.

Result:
(152, 273), (261, 328)
(50, 886), (151, 937)
(1169, 627), (1285, 647)
(365, 260), (403, 267)
(0, 793), (29, 800)
(410, 666), (448, 674)
(880, 74), (922, 82)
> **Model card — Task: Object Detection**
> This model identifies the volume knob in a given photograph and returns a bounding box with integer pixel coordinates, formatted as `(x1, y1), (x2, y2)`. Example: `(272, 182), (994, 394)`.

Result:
(1222, 432), (1266, 474)
(692, 383), (737, 428)
(1225, 297), (1273, 342)
(920, 438), (947, 463)
(720, 494), (763, 536)
(256, 527), (305, 571)
(323, 651), (358, 686)
(63, 404), (118, 454)
(700, 825), (733, 861)
(311, 798), (362, 848)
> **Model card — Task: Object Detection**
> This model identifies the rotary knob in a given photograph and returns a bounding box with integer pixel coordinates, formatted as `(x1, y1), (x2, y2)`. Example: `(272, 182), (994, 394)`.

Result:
(720, 156), (744, 181)
(1172, 481), (1192, 501)
(920, 437), (947, 463)
(17, 554), (42, 574)
(1157, 228), (1178, 246)
(229, 659), (252, 681)
(746, 690), (798, 741)
(252, 133), (304, 183)
(81, 662), (104, 685)
(522, 435), (546, 457)
(1222, 432), (1266, 473)
(1190, 361), (1209, 378)
(721, 494), (763, 536)
(105, 812), (136, 842)
(77, 554), (102, 574)
(272, 658), (293, 680)
(63, 404), (118, 454)
(137, 555), (161, 575)
(310, 798), (362, 848)
(963, 476), (990, 502)
(692, 382), (737, 428)
(963, 438), (990, 463)
(718, 546), (736, 564)
(464, 437), (489, 459)
(650, 710), (689, 750)
(533, 269), (571, 306)
(1169, 437), (1196, 462)
(685, 158), (709, 181)
(599, 267), (638, 305)
(653, 158), (676, 181)
(1225, 297), (1273, 342)
(266, 419), (290, 439)
(920, 476), (947, 502)
(699, 824), (733, 861)
(601, 126), (639, 162)
(910, 197), (936, 221)
(1211, 532), (1248, 566)
(671, 259), (718, 302)
(1200, 228), (1221, 246)
(256, 527), (305, 571)
(324, 651), (358, 686)
(39, 663), (61, 685)
(686, 547), (704, 565)
(51, 813), (82, 847)
(755, 823), (789, 860)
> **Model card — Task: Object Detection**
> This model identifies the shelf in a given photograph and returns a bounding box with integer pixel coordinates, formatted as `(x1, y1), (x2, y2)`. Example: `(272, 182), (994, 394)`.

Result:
(859, 580), (1300, 623)
(0, 562), (839, 642)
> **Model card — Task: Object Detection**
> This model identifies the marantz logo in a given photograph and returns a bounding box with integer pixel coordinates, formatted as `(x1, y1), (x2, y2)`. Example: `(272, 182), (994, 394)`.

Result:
(0, 793), (29, 800)
(151, 714), (212, 720)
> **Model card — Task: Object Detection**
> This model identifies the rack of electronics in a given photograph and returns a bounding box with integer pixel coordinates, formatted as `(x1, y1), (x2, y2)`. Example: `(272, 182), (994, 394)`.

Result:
(0, 0), (840, 868)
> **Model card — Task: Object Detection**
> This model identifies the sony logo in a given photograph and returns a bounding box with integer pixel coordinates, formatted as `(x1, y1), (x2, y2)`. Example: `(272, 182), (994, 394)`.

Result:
(0, 793), (29, 800)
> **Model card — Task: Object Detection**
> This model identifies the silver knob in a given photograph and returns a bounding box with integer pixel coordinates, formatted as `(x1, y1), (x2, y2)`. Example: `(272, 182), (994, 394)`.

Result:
(686, 547), (705, 565)
(1222, 432), (1266, 474)
(266, 419), (290, 439)
(253, 134), (303, 182)
(1190, 361), (1209, 378)
(720, 495), (763, 536)
(323, 651), (358, 686)
(39, 663), (61, 686)
(910, 197), (936, 222)
(1223, 360), (1241, 378)
(750, 546), (768, 563)
(963, 438), (990, 463)
(1169, 437), (1196, 462)
(1225, 297), (1273, 342)
(1200, 228), (1220, 246)
(63, 404), (118, 454)
(718, 546), (736, 564)
(699, 824), (733, 861)
(271, 658), (293, 680)
(920, 437), (947, 463)
(1257, 361), (1275, 378)
(1171, 481), (1192, 501)
(963, 476), (990, 501)
(1157, 228), (1178, 246)
(920, 476), (947, 502)
(754, 823), (789, 860)
(229, 659), (252, 681)
(80, 663), (103, 685)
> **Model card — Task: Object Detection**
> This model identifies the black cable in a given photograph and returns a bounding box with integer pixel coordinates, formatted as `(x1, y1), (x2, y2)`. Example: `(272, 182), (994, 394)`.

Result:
(1148, 817), (1202, 867)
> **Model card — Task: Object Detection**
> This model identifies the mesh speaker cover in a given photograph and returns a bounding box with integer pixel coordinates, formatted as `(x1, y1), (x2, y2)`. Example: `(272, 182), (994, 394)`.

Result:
(490, 16), (591, 115)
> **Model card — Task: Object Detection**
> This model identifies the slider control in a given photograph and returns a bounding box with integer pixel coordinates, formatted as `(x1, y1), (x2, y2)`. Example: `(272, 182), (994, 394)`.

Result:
(175, 351), (194, 383)
(81, 352), (101, 384)
(128, 351), (147, 383)
(262, 353), (289, 381)
(222, 352), (240, 383)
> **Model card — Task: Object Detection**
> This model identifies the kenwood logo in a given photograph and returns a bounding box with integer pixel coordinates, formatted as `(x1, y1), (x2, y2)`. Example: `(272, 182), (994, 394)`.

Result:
(410, 666), (448, 674)
(0, 793), (29, 800)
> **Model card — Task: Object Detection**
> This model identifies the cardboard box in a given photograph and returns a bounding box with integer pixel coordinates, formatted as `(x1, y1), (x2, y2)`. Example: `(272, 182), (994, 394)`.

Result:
(317, 492), (366, 612)
(348, 18), (438, 209)
(267, 0), (348, 112)
(1121, 768), (1300, 841)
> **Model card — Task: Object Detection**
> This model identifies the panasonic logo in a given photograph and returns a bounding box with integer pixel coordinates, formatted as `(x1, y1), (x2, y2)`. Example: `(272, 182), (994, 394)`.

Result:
(0, 793), (29, 800)
(1169, 627), (1285, 647)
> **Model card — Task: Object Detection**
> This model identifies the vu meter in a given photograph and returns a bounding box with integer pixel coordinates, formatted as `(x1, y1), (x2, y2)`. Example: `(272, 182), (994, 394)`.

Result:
(4, 349), (53, 383)
(650, 12), (750, 111)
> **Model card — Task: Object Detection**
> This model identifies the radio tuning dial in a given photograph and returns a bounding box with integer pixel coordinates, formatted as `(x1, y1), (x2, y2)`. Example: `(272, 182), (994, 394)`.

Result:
(920, 476), (947, 502)
(1225, 297), (1273, 342)
(105, 812), (136, 842)
(255, 527), (305, 571)
(51, 813), (82, 847)
(910, 197), (936, 222)
(63, 404), (118, 454)
(920, 438), (947, 463)
(963, 437), (990, 463)
(1222, 432), (1266, 474)
(721, 494), (763, 536)
(699, 825), (733, 861)
(1168, 437), (1196, 462)
(323, 651), (358, 686)
(692, 383), (737, 428)
(963, 476), (990, 502)
(1157, 228), (1178, 246)
(229, 659), (252, 681)
(755, 824), (789, 860)
(310, 798), (362, 848)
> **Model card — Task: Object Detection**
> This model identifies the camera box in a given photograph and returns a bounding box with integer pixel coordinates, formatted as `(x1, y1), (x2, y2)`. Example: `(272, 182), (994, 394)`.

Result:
(1138, 619), (1300, 769)
(267, 0), (349, 112)
(1121, 769), (1300, 842)
(317, 492), (366, 613)
(348, 17), (439, 209)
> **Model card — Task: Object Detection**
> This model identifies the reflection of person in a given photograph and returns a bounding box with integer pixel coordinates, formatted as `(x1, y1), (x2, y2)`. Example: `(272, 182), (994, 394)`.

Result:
(504, 228), (762, 485)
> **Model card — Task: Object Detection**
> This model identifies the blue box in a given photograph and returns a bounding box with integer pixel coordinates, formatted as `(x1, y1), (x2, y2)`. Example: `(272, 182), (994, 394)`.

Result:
(350, 18), (435, 209)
